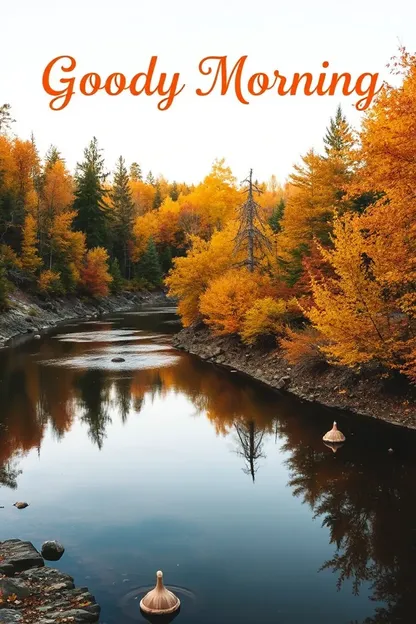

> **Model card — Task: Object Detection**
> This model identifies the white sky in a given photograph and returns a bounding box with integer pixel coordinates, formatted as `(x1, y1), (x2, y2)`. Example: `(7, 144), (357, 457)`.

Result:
(1, 0), (415, 184)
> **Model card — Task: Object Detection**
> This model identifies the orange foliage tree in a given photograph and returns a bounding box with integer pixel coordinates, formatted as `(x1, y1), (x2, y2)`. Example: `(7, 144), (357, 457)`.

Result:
(81, 247), (112, 297)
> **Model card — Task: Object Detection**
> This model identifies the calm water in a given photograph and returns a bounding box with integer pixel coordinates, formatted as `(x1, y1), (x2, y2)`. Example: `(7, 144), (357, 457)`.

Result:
(1, 307), (416, 624)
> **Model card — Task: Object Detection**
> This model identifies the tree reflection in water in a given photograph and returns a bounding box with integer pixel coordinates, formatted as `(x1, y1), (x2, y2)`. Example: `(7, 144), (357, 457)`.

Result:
(1, 329), (416, 623)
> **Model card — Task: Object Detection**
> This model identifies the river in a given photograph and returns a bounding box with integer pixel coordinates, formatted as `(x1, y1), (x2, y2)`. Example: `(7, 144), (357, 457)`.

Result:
(0, 306), (415, 624)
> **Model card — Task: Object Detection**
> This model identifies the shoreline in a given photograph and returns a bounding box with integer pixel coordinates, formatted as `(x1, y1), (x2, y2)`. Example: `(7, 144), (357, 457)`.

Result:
(172, 325), (416, 431)
(0, 288), (171, 349)
(0, 539), (100, 623)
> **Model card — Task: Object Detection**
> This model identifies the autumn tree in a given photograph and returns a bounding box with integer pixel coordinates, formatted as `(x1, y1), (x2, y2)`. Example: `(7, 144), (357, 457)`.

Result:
(21, 214), (41, 275)
(73, 137), (109, 249)
(81, 247), (112, 297)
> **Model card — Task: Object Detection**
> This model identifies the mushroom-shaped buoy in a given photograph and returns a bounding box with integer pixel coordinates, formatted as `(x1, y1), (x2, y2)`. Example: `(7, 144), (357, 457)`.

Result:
(324, 441), (344, 453)
(140, 571), (180, 616)
(323, 421), (345, 443)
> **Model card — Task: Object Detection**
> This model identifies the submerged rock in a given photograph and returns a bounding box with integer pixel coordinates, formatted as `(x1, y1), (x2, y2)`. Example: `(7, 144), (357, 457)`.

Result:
(41, 540), (65, 561)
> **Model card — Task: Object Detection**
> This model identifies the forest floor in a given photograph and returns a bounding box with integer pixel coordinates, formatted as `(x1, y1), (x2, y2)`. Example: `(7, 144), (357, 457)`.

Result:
(173, 325), (416, 430)
(0, 287), (170, 348)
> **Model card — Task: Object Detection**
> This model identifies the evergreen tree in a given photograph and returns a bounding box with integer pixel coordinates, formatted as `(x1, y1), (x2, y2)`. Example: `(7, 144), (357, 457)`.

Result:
(146, 170), (155, 186)
(268, 198), (285, 234)
(109, 258), (123, 293)
(323, 105), (353, 156)
(44, 145), (63, 170)
(159, 245), (173, 273)
(137, 237), (162, 287)
(73, 137), (109, 249)
(112, 156), (134, 277)
(152, 183), (162, 209)
(130, 162), (142, 181)
(169, 181), (179, 201)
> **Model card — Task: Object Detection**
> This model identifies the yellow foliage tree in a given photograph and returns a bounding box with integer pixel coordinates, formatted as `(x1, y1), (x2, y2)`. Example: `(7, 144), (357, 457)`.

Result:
(21, 214), (41, 274)
(241, 297), (299, 345)
(199, 269), (275, 335)
(165, 224), (237, 326)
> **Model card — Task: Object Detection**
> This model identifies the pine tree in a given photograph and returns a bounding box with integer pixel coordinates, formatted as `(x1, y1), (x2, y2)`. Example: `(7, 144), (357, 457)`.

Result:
(152, 183), (162, 209)
(73, 137), (109, 249)
(109, 258), (123, 293)
(45, 145), (63, 170)
(137, 237), (162, 287)
(268, 198), (285, 233)
(170, 182), (179, 201)
(159, 245), (173, 273)
(323, 105), (353, 156)
(130, 162), (142, 181)
(112, 156), (134, 277)
(146, 171), (155, 186)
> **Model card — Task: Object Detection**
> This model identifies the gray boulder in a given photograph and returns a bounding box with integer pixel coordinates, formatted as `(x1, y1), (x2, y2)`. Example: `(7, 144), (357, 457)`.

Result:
(0, 577), (30, 599)
(41, 540), (65, 562)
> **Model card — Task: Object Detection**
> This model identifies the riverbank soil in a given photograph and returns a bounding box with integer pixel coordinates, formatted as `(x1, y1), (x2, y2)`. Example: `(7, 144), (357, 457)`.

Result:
(173, 325), (416, 429)
(0, 287), (170, 348)
(0, 539), (100, 623)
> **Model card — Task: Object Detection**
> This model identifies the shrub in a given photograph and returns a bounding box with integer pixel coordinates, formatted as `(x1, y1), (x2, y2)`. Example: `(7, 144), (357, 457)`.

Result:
(38, 270), (62, 294)
(241, 297), (300, 345)
(280, 326), (327, 367)
(199, 269), (275, 335)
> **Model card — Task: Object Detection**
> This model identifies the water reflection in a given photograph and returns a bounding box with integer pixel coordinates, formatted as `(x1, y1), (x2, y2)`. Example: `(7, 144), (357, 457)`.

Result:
(1, 310), (416, 623)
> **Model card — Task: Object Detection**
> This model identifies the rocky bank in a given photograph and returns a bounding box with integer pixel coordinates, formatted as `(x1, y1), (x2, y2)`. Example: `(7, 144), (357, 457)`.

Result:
(172, 325), (416, 430)
(0, 288), (170, 348)
(0, 539), (100, 623)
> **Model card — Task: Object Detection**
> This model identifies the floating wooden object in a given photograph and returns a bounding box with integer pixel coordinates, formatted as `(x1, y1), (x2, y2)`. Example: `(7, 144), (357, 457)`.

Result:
(322, 421), (345, 443)
(140, 571), (180, 616)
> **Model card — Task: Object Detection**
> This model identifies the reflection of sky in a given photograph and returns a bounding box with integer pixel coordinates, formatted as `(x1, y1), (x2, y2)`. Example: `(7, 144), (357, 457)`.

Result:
(0, 386), (378, 624)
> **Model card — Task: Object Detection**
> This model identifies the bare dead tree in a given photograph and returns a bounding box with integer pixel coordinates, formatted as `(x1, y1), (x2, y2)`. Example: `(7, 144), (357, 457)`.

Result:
(234, 168), (272, 272)
(0, 103), (15, 135)
(234, 419), (266, 482)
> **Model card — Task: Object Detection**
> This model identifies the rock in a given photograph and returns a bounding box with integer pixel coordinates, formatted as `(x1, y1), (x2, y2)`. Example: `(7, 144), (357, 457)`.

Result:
(0, 577), (30, 599)
(13, 502), (29, 509)
(111, 357), (125, 363)
(41, 541), (65, 562)
(34, 334), (41, 339)
(0, 539), (44, 575)
(0, 609), (23, 623)
(275, 375), (291, 390)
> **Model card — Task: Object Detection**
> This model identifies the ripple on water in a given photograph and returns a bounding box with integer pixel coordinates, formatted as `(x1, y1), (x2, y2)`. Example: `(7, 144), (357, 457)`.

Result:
(54, 330), (146, 343)
(120, 585), (197, 622)
(40, 352), (180, 370)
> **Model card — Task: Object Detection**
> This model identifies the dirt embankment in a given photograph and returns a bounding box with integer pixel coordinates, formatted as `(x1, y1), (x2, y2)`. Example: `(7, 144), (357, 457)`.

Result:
(0, 288), (170, 348)
(172, 325), (416, 430)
